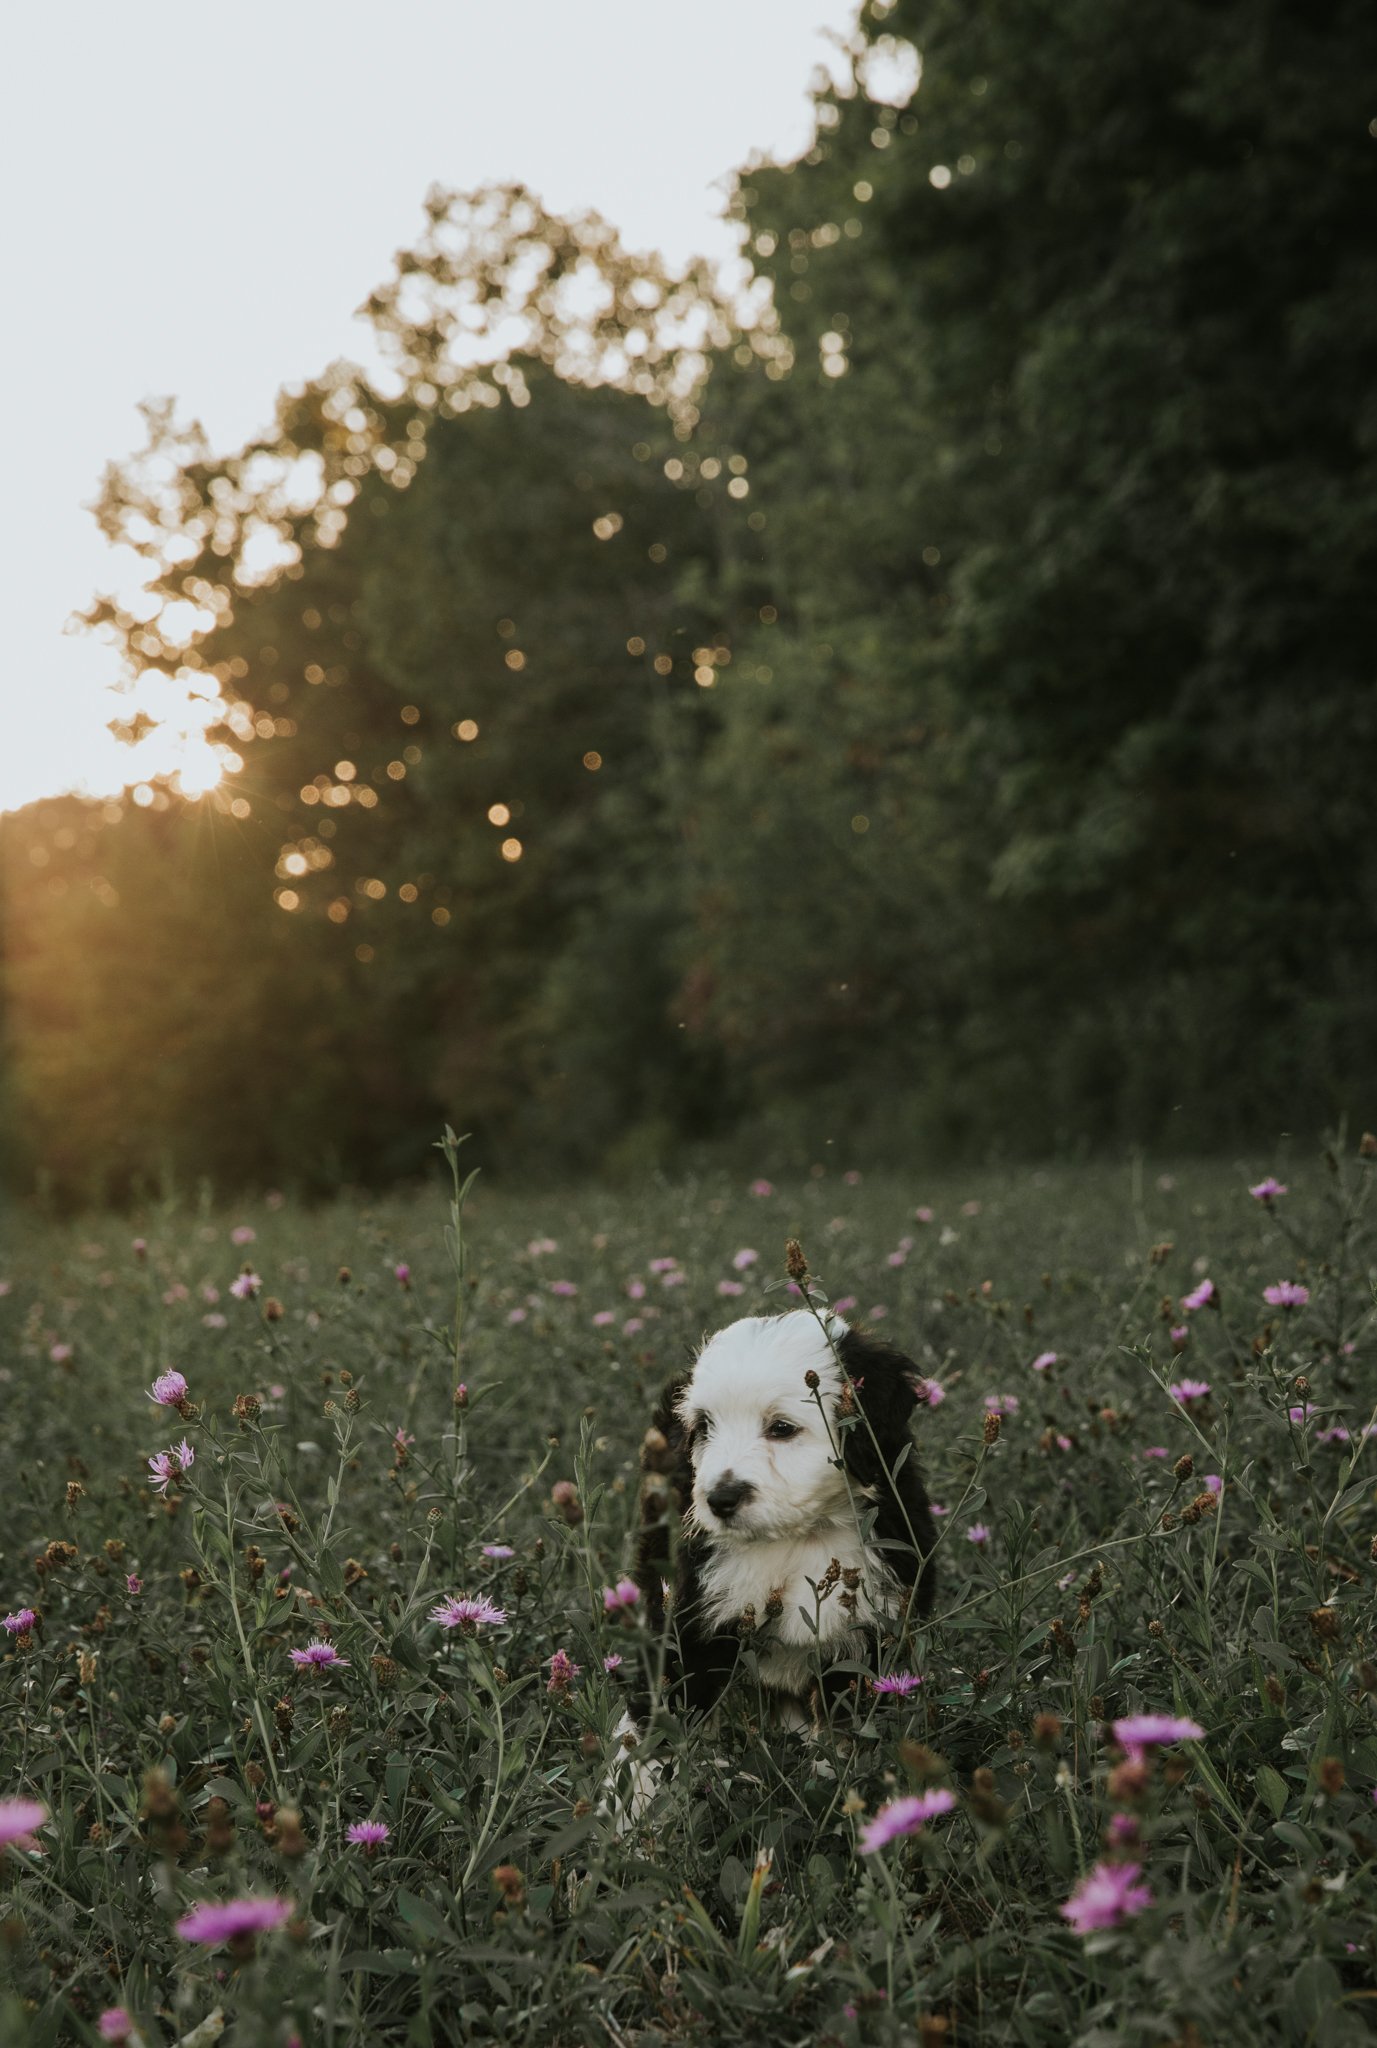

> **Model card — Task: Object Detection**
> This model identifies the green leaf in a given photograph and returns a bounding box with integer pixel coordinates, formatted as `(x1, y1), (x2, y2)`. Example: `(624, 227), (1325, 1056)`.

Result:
(1254, 1765), (1289, 1819)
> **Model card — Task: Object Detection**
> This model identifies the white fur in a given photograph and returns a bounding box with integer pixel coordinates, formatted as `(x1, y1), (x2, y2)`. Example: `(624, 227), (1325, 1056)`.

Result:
(678, 1311), (902, 1694)
(677, 1311), (857, 1543)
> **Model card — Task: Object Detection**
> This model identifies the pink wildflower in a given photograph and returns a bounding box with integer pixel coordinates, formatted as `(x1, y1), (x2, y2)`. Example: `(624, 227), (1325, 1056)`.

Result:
(229, 1271), (261, 1300)
(481, 1544), (514, 1560)
(175, 1896), (292, 1945)
(147, 1370), (189, 1407)
(1264, 1281), (1309, 1309)
(289, 1640), (349, 1671)
(230, 1226), (257, 1246)
(1170, 1325), (1189, 1351)
(832, 1295), (858, 1315)
(843, 1171), (862, 1185)
(1249, 1178), (1288, 1203)
(346, 1820), (390, 1851)
(0, 1799), (47, 1848)
(549, 1280), (578, 1298)
(749, 1179), (775, 1197)
(98, 2011), (135, 2043)
(3, 1610), (36, 1636)
(1031, 1351), (1057, 1372)
(602, 1579), (641, 1613)
(623, 1317), (645, 1334)
(984, 1393), (1019, 1416)
(857, 1787), (956, 1853)
(1168, 1378), (1211, 1404)
(547, 1649), (581, 1692)
(1288, 1404), (1316, 1426)
(131, 1239), (148, 1259)
(914, 1378), (945, 1407)
(1060, 1860), (1153, 1933)
(430, 1594), (507, 1631)
(527, 1237), (558, 1256)
(603, 1653), (623, 1672)
(966, 1523), (991, 1546)
(49, 1343), (73, 1365)
(733, 1249), (759, 1271)
(1180, 1279), (1215, 1313)
(506, 1307), (527, 1324)
(868, 1304), (888, 1320)
(126, 1574), (142, 1595)
(870, 1672), (923, 1697)
(1112, 1713), (1205, 1757)
(886, 1250), (907, 1268)
(592, 1309), (617, 1325)
(393, 1263), (411, 1286)
(648, 1257), (678, 1274)
(914, 1207), (934, 1224)
(716, 1280), (745, 1297)
(1203, 1474), (1223, 1493)
(148, 1439), (194, 1494)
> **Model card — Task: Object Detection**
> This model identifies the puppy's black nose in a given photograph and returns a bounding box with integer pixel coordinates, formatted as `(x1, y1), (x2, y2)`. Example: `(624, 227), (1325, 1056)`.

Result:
(706, 1476), (753, 1520)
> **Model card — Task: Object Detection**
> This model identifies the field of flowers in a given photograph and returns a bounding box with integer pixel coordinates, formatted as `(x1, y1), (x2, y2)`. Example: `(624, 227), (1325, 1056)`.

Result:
(1, 1132), (1375, 2047)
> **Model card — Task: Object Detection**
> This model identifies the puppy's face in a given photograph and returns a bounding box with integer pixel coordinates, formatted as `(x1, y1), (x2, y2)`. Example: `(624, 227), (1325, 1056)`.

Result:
(676, 1312), (853, 1543)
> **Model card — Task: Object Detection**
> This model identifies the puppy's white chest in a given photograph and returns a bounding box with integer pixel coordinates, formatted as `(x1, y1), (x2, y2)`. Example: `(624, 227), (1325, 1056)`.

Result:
(698, 1530), (898, 1692)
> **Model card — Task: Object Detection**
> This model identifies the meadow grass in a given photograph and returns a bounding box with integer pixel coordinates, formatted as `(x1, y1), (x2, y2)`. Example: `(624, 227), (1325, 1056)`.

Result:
(1, 1135), (1375, 2046)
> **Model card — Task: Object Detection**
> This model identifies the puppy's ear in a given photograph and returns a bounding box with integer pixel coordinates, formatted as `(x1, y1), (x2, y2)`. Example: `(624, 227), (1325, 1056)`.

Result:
(633, 1370), (694, 1627)
(836, 1327), (938, 1616)
(836, 1327), (919, 1484)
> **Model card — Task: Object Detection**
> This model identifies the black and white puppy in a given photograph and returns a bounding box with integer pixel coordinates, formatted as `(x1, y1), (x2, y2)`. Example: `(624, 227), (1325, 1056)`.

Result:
(628, 1310), (937, 1733)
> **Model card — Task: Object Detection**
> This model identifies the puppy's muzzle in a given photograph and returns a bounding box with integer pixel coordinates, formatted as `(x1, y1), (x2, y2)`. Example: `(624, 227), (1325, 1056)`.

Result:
(705, 1475), (755, 1522)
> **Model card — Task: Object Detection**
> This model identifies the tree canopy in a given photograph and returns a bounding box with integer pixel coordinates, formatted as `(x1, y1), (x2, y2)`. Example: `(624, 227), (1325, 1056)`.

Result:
(5, 0), (1374, 1200)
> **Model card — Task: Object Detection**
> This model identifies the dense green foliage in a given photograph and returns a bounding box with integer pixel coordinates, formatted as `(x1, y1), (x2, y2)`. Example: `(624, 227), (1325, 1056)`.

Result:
(0, 1142), (1374, 2044)
(4, 0), (1375, 1198)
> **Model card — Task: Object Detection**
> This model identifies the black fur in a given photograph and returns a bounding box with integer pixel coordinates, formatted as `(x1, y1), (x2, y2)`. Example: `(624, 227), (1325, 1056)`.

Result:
(630, 1323), (938, 1723)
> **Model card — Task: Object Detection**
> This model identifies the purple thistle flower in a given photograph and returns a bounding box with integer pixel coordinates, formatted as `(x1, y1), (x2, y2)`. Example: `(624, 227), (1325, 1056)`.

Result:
(749, 1179), (774, 1197)
(126, 1574), (142, 1595)
(549, 1280), (578, 1298)
(175, 1896), (293, 1945)
(984, 1393), (1019, 1416)
(430, 1593), (507, 1632)
(1031, 1350), (1057, 1372)
(602, 1578), (641, 1613)
(230, 1225), (257, 1246)
(147, 1369), (189, 1406)
(1168, 1378), (1211, 1404)
(716, 1279), (745, 1297)
(966, 1523), (991, 1546)
(289, 1640), (349, 1671)
(1180, 1279), (1215, 1313)
(229, 1271), (261, 1300)
(733, 1248), (759, 1271)
(1249, 1177), (1288, 1203)
(914, 1377), (945, 1407)
(3, 1610), (37, 1636)
(914, 1206), (934, 1224)
(481, 1544), (514, 1560)
(346, 1820), (390, 1851)
(1170, 1325), (1190, 1351)
(1288, 1403), (1316, 1426)
(831, 1295), (858, 1315)
(1264, 1281), (1309, 1309)
(857, 1787), (956, 1853)
(393, 1262), (411, 1285)
(592, 1308), (617, 1325)
(603, 1653), (623, 1672)
(148, 1439), (194, 1494)
(1060, 1860), (1153, 1933)
(98, 2011), (135, 2043)
(0, 1798), (47, 1847)
(870, 1672), (923, 1697)
(1112, 1712), (1205, 1757)
(547, 1649), (581, 1693)
(1204, 1474), (1223, 1494)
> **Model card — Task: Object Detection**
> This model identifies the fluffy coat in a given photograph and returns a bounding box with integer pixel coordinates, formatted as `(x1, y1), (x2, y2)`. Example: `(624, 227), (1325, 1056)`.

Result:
(632, 1310), (937, 1721)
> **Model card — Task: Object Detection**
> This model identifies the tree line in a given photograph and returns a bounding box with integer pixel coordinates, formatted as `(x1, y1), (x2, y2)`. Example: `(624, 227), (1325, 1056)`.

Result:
(5, 0), (1374, 1203)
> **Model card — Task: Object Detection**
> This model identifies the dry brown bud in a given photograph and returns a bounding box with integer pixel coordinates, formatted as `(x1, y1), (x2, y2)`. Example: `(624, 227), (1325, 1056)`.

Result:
(1150, 1242), (1174, 1267)
(1317, 1756), (1345, 1797)
(263, 1297), (284, 1322)
(1032, 1713), (1062, 1748)
(1309, 1605), (1341, 1644)
(1359, 1131), (1377, 1159)
(785, 1239), (809, 1282)
(492, 1864), (526, 1906)
(982, 1411), (1002, 1446)
(1173, 1454), (1194, 1480)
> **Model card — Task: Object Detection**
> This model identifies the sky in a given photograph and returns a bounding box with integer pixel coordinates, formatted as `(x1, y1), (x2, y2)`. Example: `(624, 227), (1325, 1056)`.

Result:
(0, 0), (864, 815)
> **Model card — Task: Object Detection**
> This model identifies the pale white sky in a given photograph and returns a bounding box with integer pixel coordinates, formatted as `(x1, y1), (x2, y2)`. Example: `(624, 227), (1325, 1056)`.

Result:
(0, 0), (862, 813)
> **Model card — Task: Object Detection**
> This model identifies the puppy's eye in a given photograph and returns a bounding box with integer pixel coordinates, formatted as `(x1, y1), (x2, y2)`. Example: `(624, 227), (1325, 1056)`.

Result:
(691, 1415), (713, 1445)
(764, 1418), (800, 1441)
